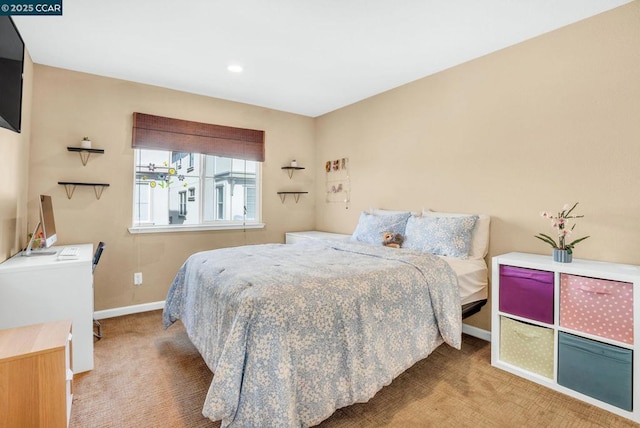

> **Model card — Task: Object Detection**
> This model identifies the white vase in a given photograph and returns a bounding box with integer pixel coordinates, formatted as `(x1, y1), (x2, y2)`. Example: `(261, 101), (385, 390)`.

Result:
(81, 139), (92, 149)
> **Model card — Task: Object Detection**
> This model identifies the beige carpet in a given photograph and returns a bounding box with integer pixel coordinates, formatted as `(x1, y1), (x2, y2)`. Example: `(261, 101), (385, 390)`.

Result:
(70, 311), (636, 427)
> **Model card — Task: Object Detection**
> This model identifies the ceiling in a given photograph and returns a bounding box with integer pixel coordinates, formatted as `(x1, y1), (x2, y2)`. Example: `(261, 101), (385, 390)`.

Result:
(13, 0), (632, 118)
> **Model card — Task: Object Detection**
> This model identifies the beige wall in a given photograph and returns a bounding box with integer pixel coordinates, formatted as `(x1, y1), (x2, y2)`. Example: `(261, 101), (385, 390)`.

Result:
(0, 52), (32, 262)
(28, 66), (316, 310)
(315, 2), (640, 330)
(12, 2), (640, 330)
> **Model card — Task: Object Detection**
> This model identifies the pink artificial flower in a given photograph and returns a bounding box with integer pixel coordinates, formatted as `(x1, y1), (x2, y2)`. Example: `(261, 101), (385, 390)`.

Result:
(535, 202), (589, 253)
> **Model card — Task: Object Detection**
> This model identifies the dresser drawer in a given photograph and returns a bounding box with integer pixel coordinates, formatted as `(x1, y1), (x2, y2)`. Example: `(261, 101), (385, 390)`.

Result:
(560, 274), (633, 344)
(499, 266), (554, 324)
(499, 316), (554, 379)
(558, 332), (632, 411)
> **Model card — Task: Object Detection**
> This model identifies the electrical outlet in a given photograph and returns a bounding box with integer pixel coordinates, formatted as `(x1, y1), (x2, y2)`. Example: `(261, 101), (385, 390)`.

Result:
(134, 272), (143, 285)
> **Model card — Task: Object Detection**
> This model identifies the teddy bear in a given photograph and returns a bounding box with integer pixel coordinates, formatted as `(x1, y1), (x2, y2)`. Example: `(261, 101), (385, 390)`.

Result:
(382, 232), (404, 248)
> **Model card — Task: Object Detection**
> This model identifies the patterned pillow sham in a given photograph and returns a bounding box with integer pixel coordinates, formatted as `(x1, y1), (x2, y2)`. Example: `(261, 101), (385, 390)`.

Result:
(422, 209), (490, 259)
(403, 215), (479, 258)
(351, 211), (411, 245)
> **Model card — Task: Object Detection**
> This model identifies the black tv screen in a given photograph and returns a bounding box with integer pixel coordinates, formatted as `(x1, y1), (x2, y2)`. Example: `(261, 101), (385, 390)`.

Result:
(0, 16), (24, 133)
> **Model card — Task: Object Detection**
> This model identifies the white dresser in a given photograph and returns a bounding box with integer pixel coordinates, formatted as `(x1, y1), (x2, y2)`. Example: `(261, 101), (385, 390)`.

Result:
(0, 244), (94, 373)
(285, 230), (351, 244)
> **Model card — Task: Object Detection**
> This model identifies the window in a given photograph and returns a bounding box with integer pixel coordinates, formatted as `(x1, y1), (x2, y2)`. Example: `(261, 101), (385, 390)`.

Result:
(187, 153), (195, 172)
(178, 191), (187, 217)
(134, 182), (151, 223)
(130, 113), (265, 232)
(216, 185), (224, 220)
(133, 149), (261, 228)
(246, 186), (256, 221)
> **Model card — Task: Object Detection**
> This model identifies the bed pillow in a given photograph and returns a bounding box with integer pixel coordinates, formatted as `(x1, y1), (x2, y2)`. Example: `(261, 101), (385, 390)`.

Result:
(351, 211), (411, 245)
(370, 208), (421, 217)
(422, 210), (491, 259)
(403, 215), (479, 258)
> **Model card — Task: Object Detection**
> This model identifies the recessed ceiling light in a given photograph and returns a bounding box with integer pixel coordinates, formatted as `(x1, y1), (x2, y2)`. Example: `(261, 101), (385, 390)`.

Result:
(228, 65), (243, 73)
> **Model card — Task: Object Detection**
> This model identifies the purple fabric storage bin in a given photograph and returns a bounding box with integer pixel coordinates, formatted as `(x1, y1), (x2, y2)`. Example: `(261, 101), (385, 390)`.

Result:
(499, 265), (554, 324)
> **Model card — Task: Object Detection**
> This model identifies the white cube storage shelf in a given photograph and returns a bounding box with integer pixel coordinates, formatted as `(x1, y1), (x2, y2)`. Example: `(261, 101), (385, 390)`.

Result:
(492, 252), (640, 422)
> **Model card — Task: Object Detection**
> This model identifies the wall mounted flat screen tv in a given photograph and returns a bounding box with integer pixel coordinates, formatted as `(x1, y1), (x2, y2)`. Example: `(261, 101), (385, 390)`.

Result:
(0, 16), (25, 133)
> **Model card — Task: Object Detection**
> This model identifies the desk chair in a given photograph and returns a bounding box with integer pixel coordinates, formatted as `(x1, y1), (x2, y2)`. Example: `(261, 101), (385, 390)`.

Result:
(93, 241), (105, 339)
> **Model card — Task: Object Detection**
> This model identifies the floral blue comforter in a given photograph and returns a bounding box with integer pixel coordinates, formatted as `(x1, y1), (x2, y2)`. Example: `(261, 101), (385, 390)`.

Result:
(163, 239), (461, 427)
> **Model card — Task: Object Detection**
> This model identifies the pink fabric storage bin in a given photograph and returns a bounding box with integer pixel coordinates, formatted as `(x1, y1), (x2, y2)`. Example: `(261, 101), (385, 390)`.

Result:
(499, 265), (554, 324)
(560, 274), (634, 344)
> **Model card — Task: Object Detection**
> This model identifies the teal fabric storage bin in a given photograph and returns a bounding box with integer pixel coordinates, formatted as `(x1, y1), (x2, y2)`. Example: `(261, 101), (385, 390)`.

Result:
(558, 332), (632, 411)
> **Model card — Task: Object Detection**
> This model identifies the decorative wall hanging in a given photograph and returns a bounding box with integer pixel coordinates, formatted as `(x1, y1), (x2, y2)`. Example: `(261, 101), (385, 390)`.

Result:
(325, 157), (350, 208)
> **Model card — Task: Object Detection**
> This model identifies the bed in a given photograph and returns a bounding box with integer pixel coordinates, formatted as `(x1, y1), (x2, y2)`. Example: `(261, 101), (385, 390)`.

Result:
(163, 209), (489, 427)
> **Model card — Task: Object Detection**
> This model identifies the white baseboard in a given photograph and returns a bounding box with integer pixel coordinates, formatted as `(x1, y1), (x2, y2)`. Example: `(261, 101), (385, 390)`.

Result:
(462, 323), (491, 342)
(94, 301), (165, 320)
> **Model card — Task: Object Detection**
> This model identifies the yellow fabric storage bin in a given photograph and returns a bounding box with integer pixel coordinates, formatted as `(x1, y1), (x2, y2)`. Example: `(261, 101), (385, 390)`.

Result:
(500, 316), (554, 379)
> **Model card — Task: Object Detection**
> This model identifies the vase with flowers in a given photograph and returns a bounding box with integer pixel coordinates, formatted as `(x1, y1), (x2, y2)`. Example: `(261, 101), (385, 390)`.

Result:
(534, 202), (590, 263)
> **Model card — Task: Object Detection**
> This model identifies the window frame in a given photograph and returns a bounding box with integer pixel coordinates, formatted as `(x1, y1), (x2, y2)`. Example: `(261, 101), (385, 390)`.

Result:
(129, 149), (264, 234)
(178, 190), (187, 217)
(133, 181), (152, 225)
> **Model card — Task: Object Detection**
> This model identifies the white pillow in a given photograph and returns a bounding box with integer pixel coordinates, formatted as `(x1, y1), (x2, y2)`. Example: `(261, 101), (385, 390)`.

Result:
(422, 209), (490, 259)
(370, 208), (421, 217)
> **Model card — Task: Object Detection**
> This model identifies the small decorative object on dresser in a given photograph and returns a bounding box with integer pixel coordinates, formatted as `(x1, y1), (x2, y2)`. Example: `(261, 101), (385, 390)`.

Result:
(534, 202), (589, 263)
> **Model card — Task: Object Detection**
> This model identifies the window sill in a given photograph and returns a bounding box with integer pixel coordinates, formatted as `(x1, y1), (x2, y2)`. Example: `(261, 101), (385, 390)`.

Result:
(128, 223), (265, 234)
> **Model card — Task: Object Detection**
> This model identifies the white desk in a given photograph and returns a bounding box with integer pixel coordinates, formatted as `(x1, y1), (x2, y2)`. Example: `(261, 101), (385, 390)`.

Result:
(0, 244), (94, 373)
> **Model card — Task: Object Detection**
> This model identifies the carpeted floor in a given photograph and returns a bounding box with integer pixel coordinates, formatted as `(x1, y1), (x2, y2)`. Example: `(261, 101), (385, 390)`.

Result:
(69, 311), (635, 427)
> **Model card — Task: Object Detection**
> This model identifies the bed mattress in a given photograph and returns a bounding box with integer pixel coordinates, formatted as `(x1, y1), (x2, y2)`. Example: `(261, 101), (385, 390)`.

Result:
(441, 256), (488, 305)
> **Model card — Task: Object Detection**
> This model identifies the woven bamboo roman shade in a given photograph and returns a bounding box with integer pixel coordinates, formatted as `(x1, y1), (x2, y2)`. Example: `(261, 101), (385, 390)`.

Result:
(132, 113), (265, 162)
